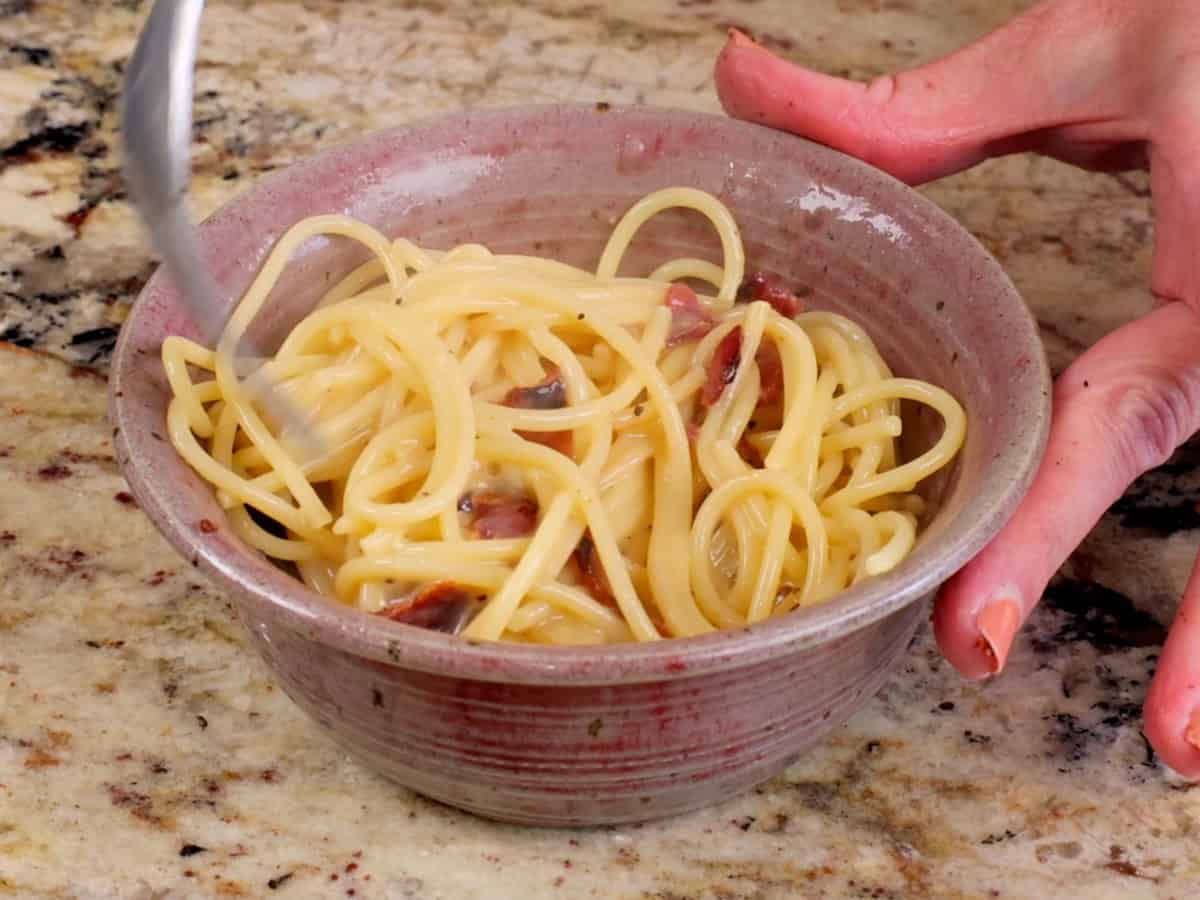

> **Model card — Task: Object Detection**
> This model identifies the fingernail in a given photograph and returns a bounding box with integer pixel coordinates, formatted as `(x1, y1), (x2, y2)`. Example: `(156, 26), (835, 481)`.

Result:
(1186, 710), (1200, 751)
(976, 599), (1021, 674)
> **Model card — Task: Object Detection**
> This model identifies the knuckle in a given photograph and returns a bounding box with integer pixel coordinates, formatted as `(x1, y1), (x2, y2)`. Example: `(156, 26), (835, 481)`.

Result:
(847, 80), (919, 179)
(1098, 374), (1199, 475)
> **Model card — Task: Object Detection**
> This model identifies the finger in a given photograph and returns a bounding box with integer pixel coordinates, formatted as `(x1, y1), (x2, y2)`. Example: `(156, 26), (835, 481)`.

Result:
(1140, 108), (1200, 778)
(1144, 551), (1200, 778)
(1148, 99), (1200, 308)
(932, 300), (1200, 678)
(713, 1), (1140, 184)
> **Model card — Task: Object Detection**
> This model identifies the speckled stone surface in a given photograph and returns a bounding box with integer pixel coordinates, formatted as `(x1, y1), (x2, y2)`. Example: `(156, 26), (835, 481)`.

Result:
(1, 1), (1197, 898)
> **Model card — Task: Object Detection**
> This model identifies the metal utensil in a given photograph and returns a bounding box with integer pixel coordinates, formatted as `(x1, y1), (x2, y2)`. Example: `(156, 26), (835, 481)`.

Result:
(121, 2), (467, 634)
(121, 0), (220, 342)
(121, 0), (318, 450)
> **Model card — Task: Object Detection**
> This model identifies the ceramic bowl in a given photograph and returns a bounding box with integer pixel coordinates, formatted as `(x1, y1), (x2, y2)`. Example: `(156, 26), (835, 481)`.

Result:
(110, 105), (1050, 827)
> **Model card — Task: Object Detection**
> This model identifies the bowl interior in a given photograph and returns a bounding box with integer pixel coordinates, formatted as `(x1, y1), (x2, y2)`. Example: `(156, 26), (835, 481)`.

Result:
(110, 105), (1049, 683)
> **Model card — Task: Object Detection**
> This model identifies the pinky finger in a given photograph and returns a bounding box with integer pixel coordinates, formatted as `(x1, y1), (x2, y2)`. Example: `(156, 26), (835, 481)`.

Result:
(1144, 549), (1200, 778)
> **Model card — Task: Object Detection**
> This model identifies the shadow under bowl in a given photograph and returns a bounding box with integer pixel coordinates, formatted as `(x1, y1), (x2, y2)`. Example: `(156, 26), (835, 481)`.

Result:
(110, 104), (1050, 827)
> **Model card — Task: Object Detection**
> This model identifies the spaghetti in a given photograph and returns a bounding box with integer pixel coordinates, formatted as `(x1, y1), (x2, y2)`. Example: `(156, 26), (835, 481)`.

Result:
(163, 188), (966, 645)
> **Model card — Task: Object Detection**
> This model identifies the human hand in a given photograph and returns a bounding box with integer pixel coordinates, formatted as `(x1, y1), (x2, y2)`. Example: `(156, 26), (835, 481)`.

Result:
(714, 0), (1200, 777)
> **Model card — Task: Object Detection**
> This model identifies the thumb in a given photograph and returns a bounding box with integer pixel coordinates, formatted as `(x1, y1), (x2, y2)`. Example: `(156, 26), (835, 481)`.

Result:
(933, 301), (1200, 678)
(713, 1), (1134, 184)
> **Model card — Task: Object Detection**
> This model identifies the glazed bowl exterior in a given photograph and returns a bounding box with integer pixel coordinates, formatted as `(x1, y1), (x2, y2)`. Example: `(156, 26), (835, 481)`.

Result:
(110, 105), (1050, 826)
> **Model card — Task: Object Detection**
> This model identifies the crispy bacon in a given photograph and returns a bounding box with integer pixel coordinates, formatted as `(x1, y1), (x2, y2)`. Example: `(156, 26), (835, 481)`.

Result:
(571, 533), (615, 608)
(702, 326), (743, 406)
(503, 370), (567, 410)
(377, 581), (479, 631)
(755, 341), (784, 406)
(504, 369), (574, 456)
(460, 488), (539, 538)
(737, 271), (804, 318)
(665, 283), (716, 345)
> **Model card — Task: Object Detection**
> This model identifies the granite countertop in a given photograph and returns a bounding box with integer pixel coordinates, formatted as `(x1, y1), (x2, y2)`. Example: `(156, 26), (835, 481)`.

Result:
(1, 1), (1197, 898)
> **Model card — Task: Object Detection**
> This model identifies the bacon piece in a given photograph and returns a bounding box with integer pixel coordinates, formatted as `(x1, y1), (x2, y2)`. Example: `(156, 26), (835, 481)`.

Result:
(460, 488), (539, 538)
(702, 326), (743, 406)
(737, 271), (804, 318)
(754, 340), (784, 406)
(504, 369), (574, 456)
(665, 283), (716, 345)
(738, 434), (765, 469)
(571, 533), (615, 608)
(503, 370), (567, 410)
(517, 429), (574, 457)
(377, 581), (479, 631)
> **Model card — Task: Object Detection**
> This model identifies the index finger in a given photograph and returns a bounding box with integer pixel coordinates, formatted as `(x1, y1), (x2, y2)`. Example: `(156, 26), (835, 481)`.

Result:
(713, 0), (1136, 185)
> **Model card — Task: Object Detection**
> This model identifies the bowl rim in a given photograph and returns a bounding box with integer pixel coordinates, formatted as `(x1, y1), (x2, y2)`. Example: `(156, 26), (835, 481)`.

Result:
(110, 102), (1051, 684)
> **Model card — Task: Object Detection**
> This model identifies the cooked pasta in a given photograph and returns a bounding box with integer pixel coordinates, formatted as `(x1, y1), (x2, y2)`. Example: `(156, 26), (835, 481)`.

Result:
(163, 187), (966, 645)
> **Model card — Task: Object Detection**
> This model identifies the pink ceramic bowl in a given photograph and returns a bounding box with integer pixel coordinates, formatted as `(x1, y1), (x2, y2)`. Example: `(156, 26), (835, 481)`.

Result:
(110, 105), (1050, 826)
